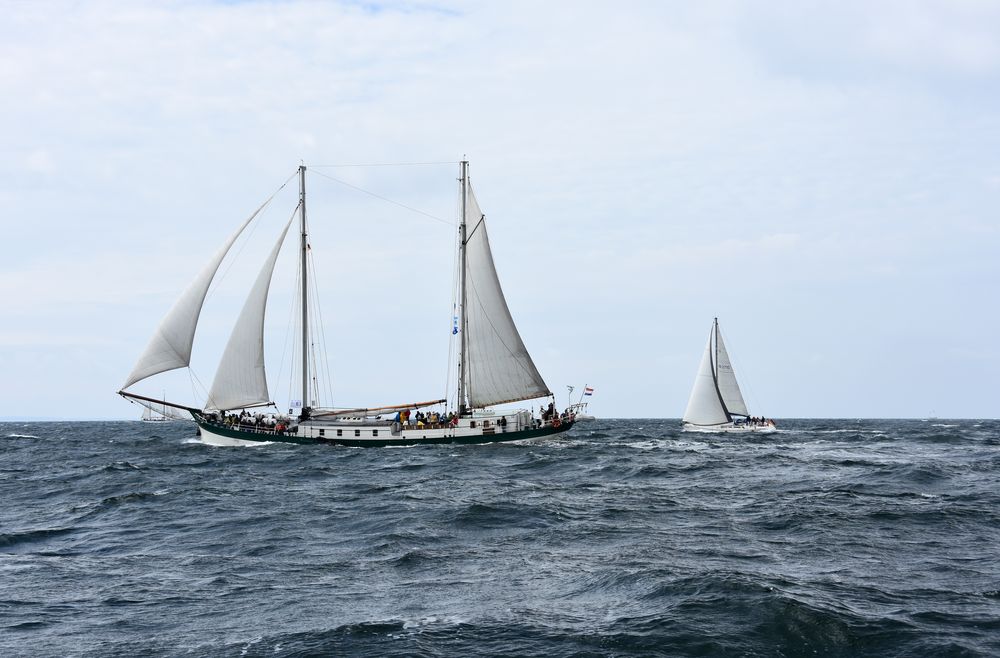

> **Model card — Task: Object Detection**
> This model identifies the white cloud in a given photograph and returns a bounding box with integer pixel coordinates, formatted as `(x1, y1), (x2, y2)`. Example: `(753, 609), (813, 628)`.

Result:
(25, 149), (55, 174)
(0, 1), (997, 418)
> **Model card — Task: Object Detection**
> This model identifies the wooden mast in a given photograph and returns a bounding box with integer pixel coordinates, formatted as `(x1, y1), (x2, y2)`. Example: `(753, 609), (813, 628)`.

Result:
(457, 159), (469, 416)
(299, 164), (310, 417)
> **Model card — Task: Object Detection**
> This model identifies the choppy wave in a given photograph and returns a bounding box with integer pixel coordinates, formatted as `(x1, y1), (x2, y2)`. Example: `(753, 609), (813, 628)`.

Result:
(1, 418), (998, 657)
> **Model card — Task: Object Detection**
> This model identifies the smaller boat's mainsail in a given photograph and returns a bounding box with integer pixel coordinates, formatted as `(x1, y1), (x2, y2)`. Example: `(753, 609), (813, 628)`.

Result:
(206, 216), (294, 411)
(683, 335), (730, 425)
(462, 185), (550, 408)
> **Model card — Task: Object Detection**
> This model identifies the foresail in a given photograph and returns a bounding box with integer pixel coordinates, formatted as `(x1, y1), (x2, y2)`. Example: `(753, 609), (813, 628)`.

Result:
(205, 217), (294, 411)
(463, 186), (550, 408)
(122, 212), (259, 389)
(714, 325), (748, 417)
(682, 335), (730, 425)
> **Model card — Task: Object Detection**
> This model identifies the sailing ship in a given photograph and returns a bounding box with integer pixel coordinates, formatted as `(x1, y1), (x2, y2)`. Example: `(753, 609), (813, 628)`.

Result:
(682, 318), (775, 432)
(118, 161), (574, 446)
(140, 406), (170, 422)
(138, 392), (187, 422)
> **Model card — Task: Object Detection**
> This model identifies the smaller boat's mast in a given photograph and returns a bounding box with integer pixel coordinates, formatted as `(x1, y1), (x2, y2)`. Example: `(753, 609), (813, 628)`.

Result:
(299, 164), (310, 416)
(711, 317), (731, 422)
(713, 317), (719, 379)
(457, 159), (469, 416)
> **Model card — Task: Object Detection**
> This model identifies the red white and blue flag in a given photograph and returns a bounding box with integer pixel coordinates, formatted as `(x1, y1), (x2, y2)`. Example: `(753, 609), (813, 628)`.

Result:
(583, 387), (594, 396)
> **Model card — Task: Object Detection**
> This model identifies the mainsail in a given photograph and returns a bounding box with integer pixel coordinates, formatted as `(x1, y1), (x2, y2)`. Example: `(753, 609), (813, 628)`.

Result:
(205, 216), (294, 411)
(462, 185), (550, 408)
(122, 212), (260, 389)
(682, 335), (730, 425)
(714, 324), (748, 416)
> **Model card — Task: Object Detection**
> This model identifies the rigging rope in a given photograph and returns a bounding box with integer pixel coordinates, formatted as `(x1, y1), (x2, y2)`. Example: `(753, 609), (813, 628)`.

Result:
(206, 170), (298, 301)
(308, 168), (454, 227)
(444, 202), (461, 409)
(275, 252), (300, 413)
(309, 161), (458, 168)
(309, 249), (336, 409)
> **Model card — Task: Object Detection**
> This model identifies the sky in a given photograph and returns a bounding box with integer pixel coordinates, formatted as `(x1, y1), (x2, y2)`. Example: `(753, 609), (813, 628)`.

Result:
(1, 0), (998, 419)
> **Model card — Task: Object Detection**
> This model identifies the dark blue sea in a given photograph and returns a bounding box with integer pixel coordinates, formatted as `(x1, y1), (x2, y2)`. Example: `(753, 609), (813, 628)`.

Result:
(2, 419), (998, 657)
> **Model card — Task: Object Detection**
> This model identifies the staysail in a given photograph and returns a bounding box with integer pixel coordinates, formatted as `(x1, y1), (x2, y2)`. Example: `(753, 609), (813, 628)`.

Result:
(682, 335), (730, 425)
(205, 216), (294, 411)
(462, 185), (550, 408)
(122, 212), (261, 389)
(714, 322), (748, 416)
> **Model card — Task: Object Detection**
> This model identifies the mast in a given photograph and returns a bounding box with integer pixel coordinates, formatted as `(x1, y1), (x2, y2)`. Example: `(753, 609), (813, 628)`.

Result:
(457, 159), (469, 416)
(299, 164), (310, 415)
(713, 318), (719, 379)
(710, 317), (731, 422)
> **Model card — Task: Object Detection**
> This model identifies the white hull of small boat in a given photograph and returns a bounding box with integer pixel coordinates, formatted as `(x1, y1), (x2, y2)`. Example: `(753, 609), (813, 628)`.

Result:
(682, 422), (777, 434)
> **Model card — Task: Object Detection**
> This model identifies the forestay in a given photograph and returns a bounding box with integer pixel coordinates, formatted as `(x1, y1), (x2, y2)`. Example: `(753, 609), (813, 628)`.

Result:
(206, 217), (294, 411)
(462, 186), (550, 408)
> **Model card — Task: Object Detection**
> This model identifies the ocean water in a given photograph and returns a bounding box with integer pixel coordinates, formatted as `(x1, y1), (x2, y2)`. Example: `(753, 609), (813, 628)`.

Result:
(1, 418), (998, 657)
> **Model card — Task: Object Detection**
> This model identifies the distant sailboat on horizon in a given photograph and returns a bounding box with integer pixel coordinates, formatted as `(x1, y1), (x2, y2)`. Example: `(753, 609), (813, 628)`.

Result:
(138, 395), (187, 422)
(140, 405), (170, 422)
(682, 318), (775, 433)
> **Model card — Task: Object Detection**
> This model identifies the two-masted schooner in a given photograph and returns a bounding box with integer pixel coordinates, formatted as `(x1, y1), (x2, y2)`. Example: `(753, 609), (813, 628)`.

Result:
(119, 161), (575, 446)
(682, 318), (775, 432)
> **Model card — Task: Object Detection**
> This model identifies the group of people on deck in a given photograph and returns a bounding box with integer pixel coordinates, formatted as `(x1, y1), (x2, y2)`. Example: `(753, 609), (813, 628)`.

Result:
(394, 409), (459, 429)
(741, 416), (775, 428)
(216, 410), (290, 434)
(531, 401), (574, 429)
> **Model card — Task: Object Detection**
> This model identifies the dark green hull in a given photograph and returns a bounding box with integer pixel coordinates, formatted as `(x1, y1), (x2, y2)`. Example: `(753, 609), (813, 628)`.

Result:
(193, 413), (575, 447)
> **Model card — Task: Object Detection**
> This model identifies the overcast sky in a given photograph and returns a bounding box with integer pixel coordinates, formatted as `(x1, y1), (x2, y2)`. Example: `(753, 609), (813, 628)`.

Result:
(2, 1), (998, 419)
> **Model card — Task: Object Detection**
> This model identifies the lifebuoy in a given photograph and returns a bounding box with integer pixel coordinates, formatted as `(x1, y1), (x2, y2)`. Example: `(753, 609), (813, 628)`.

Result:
(552, 418), (561, 429)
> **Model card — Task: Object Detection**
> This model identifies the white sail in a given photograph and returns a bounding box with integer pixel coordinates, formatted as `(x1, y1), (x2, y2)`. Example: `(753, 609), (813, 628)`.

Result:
(714, 323), (748, 417)
(205, 217), (294, 411)
(122, 213), (258, 389)
(137, 399), (187, 421)
(463, 186), (550, 408)
(682, 335), (730, 425)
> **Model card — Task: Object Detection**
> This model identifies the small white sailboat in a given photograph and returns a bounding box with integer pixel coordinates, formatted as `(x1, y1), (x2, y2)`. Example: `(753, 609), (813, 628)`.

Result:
(118, 161), (575, 446)
(682, 318), (775, 433)
(140, 405), (171, 422)
(138, 394), (186, 422)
